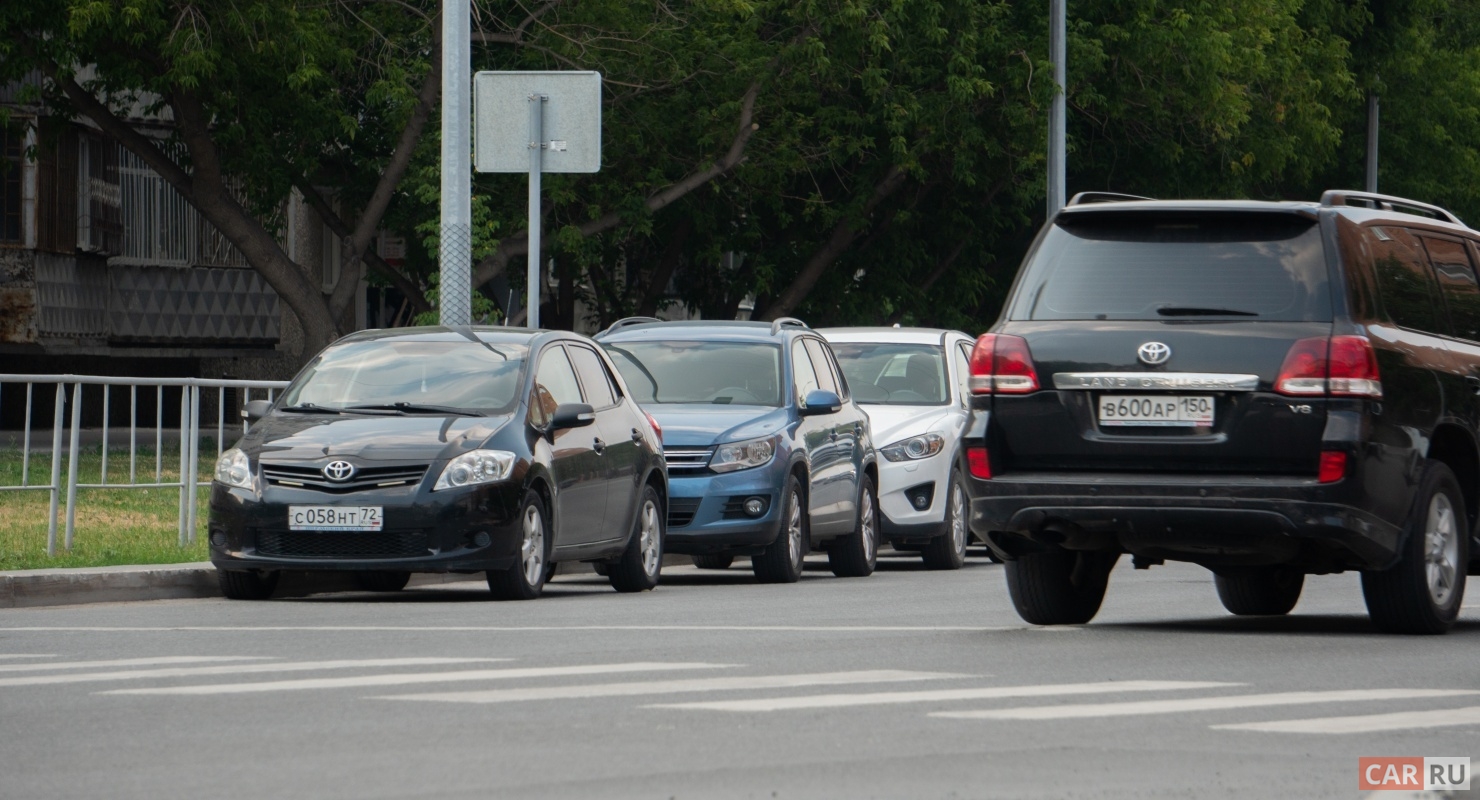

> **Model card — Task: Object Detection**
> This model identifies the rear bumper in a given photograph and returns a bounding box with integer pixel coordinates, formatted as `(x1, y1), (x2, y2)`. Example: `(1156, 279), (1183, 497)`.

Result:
(969, 472), (1404, 571)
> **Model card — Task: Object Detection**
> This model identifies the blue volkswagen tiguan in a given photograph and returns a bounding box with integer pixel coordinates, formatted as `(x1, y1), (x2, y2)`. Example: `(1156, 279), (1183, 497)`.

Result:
(598, 318), (879, 582)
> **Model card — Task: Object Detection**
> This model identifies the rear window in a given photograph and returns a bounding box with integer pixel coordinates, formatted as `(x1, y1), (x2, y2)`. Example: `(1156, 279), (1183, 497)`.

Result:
(1009, 213), (1332, 322)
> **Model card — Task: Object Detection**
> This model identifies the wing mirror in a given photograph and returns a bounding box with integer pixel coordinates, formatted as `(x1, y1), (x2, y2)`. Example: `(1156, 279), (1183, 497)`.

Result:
(241, 399), (273, 422)
(550, 402), (596, 430)
(799, 389), (842, 416)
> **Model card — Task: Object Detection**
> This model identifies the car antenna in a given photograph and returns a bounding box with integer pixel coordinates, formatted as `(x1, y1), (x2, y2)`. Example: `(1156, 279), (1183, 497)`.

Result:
(450, 325), (508, 360)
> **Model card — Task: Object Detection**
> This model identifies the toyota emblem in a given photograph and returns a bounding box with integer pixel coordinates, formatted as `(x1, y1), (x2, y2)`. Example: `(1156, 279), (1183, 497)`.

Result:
(322, 460), (356, 482)
(1137, 341), (1171, 366)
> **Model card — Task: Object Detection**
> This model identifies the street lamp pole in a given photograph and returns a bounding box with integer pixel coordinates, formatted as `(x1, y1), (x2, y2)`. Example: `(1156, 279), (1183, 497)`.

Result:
(1365, 92), (1379, 193)
(1047, 0), (1066, 216)
(439, 0), (472, 326)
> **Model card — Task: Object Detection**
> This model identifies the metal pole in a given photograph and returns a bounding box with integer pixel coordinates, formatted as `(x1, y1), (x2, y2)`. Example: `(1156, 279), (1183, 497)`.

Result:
(64, 382), (82, 550)
(46, 383), (64, 556)
(186, 385), (200, 544)
(1047, 0), (1067, 216)
(527, 93), (547, 329)
(1365, 92), (1379, 194)
(439, 0), (473, 326)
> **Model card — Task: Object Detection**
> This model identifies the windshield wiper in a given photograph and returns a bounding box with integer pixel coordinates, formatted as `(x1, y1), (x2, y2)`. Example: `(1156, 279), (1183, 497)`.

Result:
(1156, 305), (1260, 317)
(278, 403), (341, 414)
(346, 403), (480, 417)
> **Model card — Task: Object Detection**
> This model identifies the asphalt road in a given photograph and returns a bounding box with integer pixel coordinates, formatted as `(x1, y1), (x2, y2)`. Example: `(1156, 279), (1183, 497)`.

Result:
(0, 551), (1476, 799)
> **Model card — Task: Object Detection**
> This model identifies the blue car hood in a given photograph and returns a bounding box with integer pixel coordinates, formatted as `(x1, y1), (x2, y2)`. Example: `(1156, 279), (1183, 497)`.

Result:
(646, 405), (790, 448)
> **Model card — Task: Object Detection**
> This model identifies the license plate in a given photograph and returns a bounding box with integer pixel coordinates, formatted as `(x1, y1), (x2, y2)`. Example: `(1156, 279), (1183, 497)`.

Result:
(1098, 395), (1214, 427)
(288, 506), (383, 531)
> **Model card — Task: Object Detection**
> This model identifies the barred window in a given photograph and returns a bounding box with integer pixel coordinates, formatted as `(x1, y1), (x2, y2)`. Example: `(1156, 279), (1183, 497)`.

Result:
(0, 127), (21, 243)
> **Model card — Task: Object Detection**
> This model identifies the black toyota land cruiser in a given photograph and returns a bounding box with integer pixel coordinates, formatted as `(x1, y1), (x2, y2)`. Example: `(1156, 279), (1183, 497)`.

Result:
(967, 190), (1478, 634)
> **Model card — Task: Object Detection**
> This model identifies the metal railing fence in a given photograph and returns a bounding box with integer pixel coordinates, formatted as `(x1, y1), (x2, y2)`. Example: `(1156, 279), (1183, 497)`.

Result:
(0, 374), (290, 555)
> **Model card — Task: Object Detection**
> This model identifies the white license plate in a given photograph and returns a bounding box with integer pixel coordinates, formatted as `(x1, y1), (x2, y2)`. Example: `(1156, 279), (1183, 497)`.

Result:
(1098, 395), (1214, 427)
(288, 506), (383, 531)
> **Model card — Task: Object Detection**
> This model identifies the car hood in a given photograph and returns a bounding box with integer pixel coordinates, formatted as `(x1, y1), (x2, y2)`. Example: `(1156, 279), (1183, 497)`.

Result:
(860, 405), (959, 447)
(244, 412), (513, 463)
(644, 405), (791, 448)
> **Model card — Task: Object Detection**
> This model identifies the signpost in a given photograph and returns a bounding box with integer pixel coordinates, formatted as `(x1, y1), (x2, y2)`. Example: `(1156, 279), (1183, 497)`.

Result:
(474, 71), (602, 329)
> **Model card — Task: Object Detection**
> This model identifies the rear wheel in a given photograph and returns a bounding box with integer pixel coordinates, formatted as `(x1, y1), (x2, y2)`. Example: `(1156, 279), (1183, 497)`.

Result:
(921, 471), (968, 570)
(353, 571), (411, 593)
(609, 485), (664, 593)
(754, 475), (807, 584)
(829, 474), (878, 577)
(692, 554), (734, 570)
(217, 569), (278, 601)
(488, 492), (550, 601)
(1214, 567), (1303, 615)
(1005, 548), (1118, 625)
(1362, 462), (1469, 634)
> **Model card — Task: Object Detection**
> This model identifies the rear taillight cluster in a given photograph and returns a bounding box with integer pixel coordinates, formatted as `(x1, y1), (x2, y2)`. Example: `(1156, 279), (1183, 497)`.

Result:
(1275, 336), (1383, 399)
(968, 334), (1040, 395)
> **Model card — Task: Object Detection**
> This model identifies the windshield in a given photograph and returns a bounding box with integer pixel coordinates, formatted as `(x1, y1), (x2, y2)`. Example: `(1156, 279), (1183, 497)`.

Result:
(279, 340), (528, 414)
(604, 341), (782, 406)
(1010, 212), (1332, 321)
(829, 342), (949, 405)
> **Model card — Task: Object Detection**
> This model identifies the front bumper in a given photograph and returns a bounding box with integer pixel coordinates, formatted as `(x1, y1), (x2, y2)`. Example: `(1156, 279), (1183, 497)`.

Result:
(969, 471), (1404, 572)
(876, 454), (951, 540)
(207, 479), (524, 573)
(662, 464), (786, 555)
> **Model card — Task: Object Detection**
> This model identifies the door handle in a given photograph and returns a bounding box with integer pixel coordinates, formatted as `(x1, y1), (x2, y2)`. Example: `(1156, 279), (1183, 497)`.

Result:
(592, 438), (606, 454)
(630, 427), (643, 441)
(1467, 376), (1480, 396)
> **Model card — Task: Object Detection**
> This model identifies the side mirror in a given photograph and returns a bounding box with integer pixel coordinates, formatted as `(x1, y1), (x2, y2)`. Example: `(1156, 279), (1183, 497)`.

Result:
(242, 399), (273, 422)
(550, 402), (596, 430)
(799, 389), (842, 416)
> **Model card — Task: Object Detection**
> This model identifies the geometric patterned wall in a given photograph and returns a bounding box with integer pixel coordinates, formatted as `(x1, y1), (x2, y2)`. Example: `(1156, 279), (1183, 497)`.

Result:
(35, 252), (109, 339)
(109, 265), (280, 344)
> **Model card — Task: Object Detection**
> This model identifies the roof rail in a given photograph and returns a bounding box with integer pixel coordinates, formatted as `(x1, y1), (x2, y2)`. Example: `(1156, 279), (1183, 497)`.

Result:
(597, 316), (663, 337)
(1320, 190), (1464, 226)
(1067, 191), (1155, 206)
(770, 317), (809, 335)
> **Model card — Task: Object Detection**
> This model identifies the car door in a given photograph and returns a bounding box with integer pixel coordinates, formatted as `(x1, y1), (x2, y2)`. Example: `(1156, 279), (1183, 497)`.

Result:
(805, 337), (863, 522)
(791, 338), (849, 534)
(567, 341), (637, 543)
(532, 344), (608, 547)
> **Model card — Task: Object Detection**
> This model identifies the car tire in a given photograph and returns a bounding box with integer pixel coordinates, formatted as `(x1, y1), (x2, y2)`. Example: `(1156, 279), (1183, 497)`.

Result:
(1214, 567), (1303, 615)
(921, 470), (968, 571)
(487, 491), (551, 601)
(754, 475), (808, 584)
(1005, 548), (1118, 625)
(1362, 461), (1469, 635)
(217, 569), (278, 600)
(609, 485), (664, 593)
(353, 571), (412, 593)
(692, 554), (734, 570)
(829, 474), (878, 578)
(591, 562), (610, 576)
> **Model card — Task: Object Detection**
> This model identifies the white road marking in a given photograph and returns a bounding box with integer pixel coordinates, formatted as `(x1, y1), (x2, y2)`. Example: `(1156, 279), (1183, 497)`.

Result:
(0, 655), (56, 660)
(931, 689), (1480, 721)
(0, 625), (1020, 633)
(1213, 706), (1480, 734)
(376, 669), (969, 705)
(649, 680), (1242, 712)
(0, 657), (505, 688)
(0, 656), (270, 673)
(102, 662), (735, 696)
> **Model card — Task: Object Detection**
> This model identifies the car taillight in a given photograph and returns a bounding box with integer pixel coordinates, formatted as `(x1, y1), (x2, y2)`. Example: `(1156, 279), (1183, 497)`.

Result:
(966, 446), (992, 479)
(1318, 450), (1347, 483)
(644, 411), (663, 445)
(968, 334), (1040, 395)
(1275, 336), (1382, 399)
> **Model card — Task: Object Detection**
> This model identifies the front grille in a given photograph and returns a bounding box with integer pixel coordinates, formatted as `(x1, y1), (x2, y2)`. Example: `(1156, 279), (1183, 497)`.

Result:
(663, 448), (713, 474)
(667, 497), (703, 528)
(262, 462), (429, 494)
(255, 530), (430, 559)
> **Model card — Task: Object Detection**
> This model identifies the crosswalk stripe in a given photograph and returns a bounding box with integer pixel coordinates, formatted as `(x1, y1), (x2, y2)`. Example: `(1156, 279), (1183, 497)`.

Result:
(648, 680), (1243, 713)
(1212, 706), (1480, 734)
(0, 657), (506, 688)
(0, 655), (56, 660)
(101, 662), (735, 696)
(0, 656), (270, 673)
(375, 669), (969, 705)
(931, 689), (1480, 721)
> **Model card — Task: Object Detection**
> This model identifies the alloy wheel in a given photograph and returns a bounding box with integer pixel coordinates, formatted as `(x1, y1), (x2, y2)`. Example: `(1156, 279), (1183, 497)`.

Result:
(521, 504), (546, 587)
(787, 489), (804, 568)
(950, 483), (967, 557)
(1426, 493), (1460, 606)
(639, 499), (661, 576)
(860, 487), (876, 562)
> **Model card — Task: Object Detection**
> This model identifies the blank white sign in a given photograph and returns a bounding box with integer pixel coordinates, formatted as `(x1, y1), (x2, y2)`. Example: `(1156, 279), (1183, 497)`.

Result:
(473, 71), (602, 173)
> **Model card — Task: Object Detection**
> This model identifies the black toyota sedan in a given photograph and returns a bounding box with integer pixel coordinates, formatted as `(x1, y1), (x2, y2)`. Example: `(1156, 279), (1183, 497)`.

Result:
(208, 326), (667, 601)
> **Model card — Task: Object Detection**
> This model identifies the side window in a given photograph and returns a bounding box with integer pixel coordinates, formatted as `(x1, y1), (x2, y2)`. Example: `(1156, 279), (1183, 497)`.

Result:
(791, 339), (820, 403)
(567, 345), (619, 409)
(533, 346), (583, 424)
(954, 342), (973, 400)
(803, 339), (841, 396)
(1370, 227), (1443, 333)
(1422, 237), (1480, 342)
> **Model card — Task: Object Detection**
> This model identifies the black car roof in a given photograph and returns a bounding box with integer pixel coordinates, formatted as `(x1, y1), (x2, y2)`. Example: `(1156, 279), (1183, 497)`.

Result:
(332, 325), (584, 347)
(1058, 195), (1476, 234)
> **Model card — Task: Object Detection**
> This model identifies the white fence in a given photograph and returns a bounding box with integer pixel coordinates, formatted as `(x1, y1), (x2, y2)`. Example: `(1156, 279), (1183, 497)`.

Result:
(0, 374), (290, 555)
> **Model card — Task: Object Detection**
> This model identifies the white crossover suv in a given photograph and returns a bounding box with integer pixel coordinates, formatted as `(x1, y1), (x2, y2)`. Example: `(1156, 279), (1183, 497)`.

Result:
(821, 327), (976, 569)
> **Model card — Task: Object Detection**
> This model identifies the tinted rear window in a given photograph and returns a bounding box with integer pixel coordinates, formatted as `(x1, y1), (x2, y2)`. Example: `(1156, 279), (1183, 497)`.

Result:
(1009, 213), (1332, 322)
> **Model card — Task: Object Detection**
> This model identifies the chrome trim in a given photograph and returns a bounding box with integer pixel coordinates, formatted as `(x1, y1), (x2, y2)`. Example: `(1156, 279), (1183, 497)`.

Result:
(1053, 372), (1260, 391)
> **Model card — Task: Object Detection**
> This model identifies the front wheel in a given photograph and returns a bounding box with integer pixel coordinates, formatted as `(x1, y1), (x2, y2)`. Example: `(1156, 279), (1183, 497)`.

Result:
(1362, 461), (1469, 634)
(829, 474), (878, 577)
(1005, 548), (1118, 625)
(487, 491), (551, 601)
(217, 569), (278, 600)
(609, 485), (664, 593)
(754, 475), (807, 584)
(1214, 567), (1303, 615)
(921, 471), (968, 570)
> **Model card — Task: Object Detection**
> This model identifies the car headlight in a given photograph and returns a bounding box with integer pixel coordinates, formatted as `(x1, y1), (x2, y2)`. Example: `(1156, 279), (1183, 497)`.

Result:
(433, 449), (516, 491)
(214, 448), (254, 489)
(710, 436), (778, 473)
(880, 433), (945, 462)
